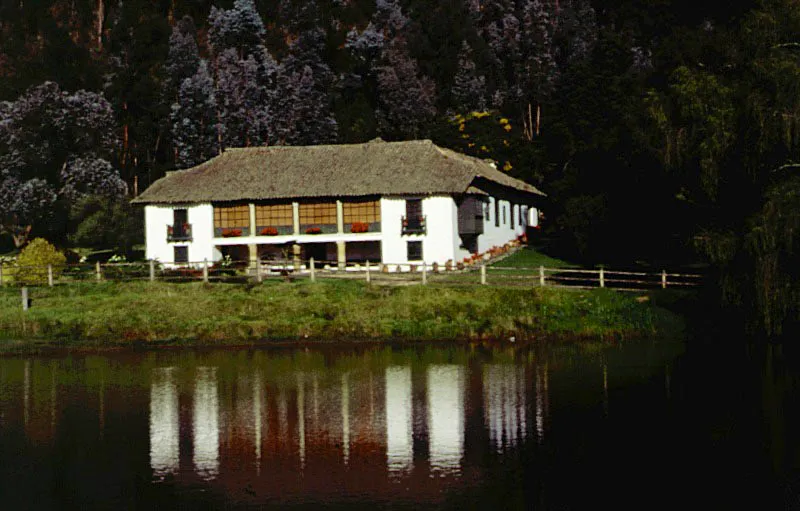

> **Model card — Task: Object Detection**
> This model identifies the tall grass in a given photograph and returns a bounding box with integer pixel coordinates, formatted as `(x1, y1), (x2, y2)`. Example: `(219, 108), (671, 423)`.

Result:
(0, 280), (682, 348)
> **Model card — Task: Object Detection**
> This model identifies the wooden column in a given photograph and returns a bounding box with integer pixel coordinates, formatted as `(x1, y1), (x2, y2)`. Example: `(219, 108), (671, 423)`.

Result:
(248, 243), (258, 275)
(292, 202), (300, 235)
(336, 241), (346, 271)
(249, 203), (256, 237)
(293, 243), (302, 272)
(336, 200), (344, 234)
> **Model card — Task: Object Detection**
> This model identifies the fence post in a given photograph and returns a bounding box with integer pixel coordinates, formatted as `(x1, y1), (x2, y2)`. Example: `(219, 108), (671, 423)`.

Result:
(365, 260), (370, 283)
(149, 259), (155, 282)
(422, 263), (427, 284)
(203, 259), (209, 283)
(310, 257), (316, 282)
(47, 264), (54, 287)
(481, 264), (487, 285)
(539, 266), (546, 287)
(95, 261), (101, 281)
(661, 270), (667, 289)
(21, 287), (29, 311)
(599, 267), (605, 288)
(0, 263), (4, 286)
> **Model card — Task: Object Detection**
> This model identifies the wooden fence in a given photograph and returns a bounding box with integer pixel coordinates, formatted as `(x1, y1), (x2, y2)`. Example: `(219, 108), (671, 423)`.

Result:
(0, 258), (703, 291)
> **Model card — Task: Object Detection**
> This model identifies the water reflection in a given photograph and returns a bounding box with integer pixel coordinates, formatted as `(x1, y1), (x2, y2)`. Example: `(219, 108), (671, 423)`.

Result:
(149, 367), (179, 479)
(427, 365), (465, 476)
(385, 366), (413, 476)
(483, 364), (526, 452)
(193, 366), (219, 480)
(4, 343), (746, 509)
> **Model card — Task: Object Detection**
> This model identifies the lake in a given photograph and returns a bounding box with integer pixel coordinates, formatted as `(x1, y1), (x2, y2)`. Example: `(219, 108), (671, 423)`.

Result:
(0, 339), (798, 509)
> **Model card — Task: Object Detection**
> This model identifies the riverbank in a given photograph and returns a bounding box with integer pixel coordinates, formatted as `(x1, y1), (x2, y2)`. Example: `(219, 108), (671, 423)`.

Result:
(0, 280), (684, 352)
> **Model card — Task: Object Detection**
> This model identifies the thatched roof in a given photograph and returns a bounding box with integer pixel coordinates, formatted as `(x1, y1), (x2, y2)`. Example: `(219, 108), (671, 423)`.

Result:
(132, 139), (545, 204)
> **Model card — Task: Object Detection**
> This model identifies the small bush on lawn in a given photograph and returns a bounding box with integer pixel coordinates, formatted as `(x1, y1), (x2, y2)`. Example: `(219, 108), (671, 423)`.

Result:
(13, 238), (67, 285)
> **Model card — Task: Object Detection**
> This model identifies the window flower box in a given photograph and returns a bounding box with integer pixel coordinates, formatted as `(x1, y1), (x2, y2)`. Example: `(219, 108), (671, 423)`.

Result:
(260, 227), (279, 236)
(305, 227), (322, 235)
(221, 228), (243, 238)
(350, 222), (369, 233)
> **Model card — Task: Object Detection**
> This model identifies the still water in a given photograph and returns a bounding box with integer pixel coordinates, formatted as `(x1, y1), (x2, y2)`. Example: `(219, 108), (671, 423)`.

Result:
(0, 340), (798, 509)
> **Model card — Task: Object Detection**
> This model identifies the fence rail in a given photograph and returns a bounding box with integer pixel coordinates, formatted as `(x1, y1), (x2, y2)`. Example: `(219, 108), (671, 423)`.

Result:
(0, 258), (704, 292)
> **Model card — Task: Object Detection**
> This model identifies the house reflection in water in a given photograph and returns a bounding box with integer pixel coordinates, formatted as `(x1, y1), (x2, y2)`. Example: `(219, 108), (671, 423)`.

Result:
(193, 366), (219, 480)
(145, 355), (539, 497)
(427, 365), (465, 476)
(149, 367), (179, 479)
(483, 364), (527, 452)
(385, 366), (413, 476)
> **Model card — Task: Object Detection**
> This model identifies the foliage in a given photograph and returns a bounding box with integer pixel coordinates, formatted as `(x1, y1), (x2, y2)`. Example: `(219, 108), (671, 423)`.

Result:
(68, 196), (143, 256)
(0, 82), (125, 247)
(12, 238), (67, 285)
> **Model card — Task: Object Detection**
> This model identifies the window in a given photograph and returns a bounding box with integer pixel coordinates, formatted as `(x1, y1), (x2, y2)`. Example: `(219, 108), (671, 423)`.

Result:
(343, 200), (380, 223)
(511, 204), (516, 228)
(495, 197), (500, 227)
(168, 209), (191, 241)
(174, 246), (188, 264)
(173, 209), (187, 226)
(255, 203), (293, 235)
(502, 204), (507, 225)
(485, 200), (492, 222)
(214, 204), (250, 236)
(407, 241), (423, 261)
(402, 199), (425, 234)
(299, 202), (337, 233)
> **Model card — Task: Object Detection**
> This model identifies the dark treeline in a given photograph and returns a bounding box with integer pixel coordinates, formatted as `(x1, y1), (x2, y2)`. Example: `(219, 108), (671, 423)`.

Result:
(2, 0), (800, 335)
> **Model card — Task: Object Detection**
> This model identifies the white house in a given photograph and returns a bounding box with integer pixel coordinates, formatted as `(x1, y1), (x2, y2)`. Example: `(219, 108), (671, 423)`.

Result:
(131, 139), (545, 269)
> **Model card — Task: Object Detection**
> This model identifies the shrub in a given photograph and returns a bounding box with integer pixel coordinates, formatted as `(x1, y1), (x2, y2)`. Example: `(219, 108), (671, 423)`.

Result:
(222, 228), (243, 237)
(350, 222), (369, 233)
(13, 238), (67, 285)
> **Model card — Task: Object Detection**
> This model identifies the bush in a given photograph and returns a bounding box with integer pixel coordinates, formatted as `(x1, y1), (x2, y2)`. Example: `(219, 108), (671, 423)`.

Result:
(13, 238), (67, 285)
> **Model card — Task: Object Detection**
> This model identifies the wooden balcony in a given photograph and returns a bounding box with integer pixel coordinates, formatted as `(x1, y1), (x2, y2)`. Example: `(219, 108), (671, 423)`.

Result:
(167, 223), (192, 242)
(401, 215), (426, 235)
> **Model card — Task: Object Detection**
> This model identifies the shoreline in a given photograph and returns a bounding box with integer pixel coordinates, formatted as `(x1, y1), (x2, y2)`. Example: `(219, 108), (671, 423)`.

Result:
(0, 280), (685, 354)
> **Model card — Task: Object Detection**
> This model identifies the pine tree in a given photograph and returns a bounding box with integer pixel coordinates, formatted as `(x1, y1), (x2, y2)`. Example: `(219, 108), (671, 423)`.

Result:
(451, 40), (487, 112)
(164, 16), (201, 102)
(207, 0), (277, 149)
(208, 0), (267, 61)
(171, 61), (219, 168)
(375, 37), (436, 140)
(276, 2), (338, 146)
(514, 0), (557, 135)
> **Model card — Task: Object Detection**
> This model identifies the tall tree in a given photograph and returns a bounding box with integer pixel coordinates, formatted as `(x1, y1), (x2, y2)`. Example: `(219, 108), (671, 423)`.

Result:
(375, 37), (437, 139)
(171, 61), (220, 168)
(0, 82), (125, 247)
(207, 0), (277, 148)
(451, 40), (487, 112)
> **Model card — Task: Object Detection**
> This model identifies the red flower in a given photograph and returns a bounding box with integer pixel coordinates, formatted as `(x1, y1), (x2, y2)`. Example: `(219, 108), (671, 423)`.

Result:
(260, 227), (278, 236)
(350, 222), (369, 233)
(305, 227), (322, 234)
(222, 228), (242, 237)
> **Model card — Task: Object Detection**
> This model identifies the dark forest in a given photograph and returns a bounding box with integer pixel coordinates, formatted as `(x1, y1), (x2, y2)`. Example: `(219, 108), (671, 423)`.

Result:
(3, 0), (800, 335)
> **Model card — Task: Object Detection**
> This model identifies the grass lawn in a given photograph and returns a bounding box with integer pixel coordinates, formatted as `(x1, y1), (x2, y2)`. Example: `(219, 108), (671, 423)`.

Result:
(0, 279), (683, 350)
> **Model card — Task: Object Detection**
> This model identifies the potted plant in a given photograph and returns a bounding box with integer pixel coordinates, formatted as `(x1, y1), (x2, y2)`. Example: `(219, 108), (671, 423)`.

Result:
(350, 222), (369, 233)
(222, 228), (243, 238)
(260, 226), (279, 236)
(305, 227), (322, 234)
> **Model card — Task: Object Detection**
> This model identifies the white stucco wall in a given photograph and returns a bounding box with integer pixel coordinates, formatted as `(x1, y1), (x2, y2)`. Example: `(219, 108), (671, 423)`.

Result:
(144, 204), (220, 265)
(380, 196), (461, 265)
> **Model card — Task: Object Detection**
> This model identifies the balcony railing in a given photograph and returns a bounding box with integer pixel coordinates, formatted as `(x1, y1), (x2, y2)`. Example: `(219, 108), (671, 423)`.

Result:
(167, 223), (192, 242)
(401, 215), (426, 235)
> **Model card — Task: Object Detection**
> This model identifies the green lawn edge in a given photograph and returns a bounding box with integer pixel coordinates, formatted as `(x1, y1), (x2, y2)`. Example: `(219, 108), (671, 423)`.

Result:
(0, 279), (685, 353)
